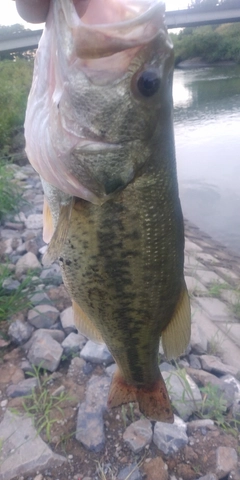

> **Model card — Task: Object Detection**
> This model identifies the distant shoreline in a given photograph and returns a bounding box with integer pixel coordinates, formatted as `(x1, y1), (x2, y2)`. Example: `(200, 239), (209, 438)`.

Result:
(176, 57), (237, 69)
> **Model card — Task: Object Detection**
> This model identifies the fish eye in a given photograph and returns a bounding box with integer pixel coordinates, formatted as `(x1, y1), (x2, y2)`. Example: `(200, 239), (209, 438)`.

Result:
(137, 69), (161, 98)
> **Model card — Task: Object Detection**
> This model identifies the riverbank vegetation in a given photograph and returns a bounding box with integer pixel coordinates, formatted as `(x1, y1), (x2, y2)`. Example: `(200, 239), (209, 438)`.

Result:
(170, 23), (240, 66)
(0, 57), (33, 152)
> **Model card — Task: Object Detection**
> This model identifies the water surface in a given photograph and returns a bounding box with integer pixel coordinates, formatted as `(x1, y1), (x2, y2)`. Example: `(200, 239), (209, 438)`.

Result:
(173, 66), (240, 254)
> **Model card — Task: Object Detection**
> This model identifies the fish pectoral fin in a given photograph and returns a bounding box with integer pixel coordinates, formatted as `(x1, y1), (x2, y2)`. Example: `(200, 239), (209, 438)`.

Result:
(42, 199), (74, 266)
(162, 281), (191, 360)
(108, 369), (173, 423)
(43, 196), (54, 244)
(72, 300), (104, 344)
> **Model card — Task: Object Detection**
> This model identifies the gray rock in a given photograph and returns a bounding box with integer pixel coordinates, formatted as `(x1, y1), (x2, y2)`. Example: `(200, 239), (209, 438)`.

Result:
(2, 278), (20, 292)
(190, 322), (208, 354)
(160, 362), (176, 372)
(25, 214), (43, 230)
(187, 419), (215, 434)
(27, 331), (63, 372)
(216, 447), (238, 479)
(153, 415), (188, 455)
(221, 374), (240, 395)
(0, 410), (66, 480)
(60, 306), (77, 333)
(31, 328), (66, 344)
(16, 241), (27, 254)
(198, 475), (217, 480)
(76, 375), (111, 452)
(200, 355), (239, 377)
(162, 370), (202, 420)
(28, 305), (60, 329)
(80, 340), (113, 366)
(62, 332), (86, 354)
(30, 291), (51, 306)
(105, 363), (117, 377)
(123, 419), (152, 453)
(20, 359), (35, 375)
(117, 463), (142, 480)
(76, 401), (106, 453)
(25, 238), (39, 256)
(189, 354), (202, 369)
(40, 263), (62, 286)
(6, 378), (39, 398)
(15, 252), (41, 277)
(8, 319), (34, 345)
(85, 375), (111, 409)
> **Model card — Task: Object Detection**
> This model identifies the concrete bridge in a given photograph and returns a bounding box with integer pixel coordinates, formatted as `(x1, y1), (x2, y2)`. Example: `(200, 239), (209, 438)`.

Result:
(0, 7), (240, 54)
(166, 7), (240, 29)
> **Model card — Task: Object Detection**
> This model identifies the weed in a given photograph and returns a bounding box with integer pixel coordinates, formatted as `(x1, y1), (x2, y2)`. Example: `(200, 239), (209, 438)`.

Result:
(120, 402), (138, 429)
(0, 266), (40, 323)
(22, 365), (73, 442)
(121, 405), (128, 430)
(0, 160), (25, 220)
(208, 281), (230, 298)
(200, 384), (227, 424)
(165, 364), (201, 413)
(207, 331), (224, 356)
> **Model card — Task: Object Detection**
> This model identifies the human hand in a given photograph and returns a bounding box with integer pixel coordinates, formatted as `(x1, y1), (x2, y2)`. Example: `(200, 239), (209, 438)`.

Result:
(15, 0), (51, 24)
(15, 0), (90, 24)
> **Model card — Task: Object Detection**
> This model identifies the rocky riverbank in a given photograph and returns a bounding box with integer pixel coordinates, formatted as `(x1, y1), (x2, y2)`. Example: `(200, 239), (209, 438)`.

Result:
(0, 163), (240, 480)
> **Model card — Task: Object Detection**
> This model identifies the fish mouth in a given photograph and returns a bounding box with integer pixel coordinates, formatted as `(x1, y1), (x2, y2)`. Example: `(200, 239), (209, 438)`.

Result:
(60, 0), (166, 59)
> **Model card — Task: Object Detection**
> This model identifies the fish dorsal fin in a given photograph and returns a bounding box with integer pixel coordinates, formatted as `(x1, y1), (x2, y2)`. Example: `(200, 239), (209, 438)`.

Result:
(72, 300), (104, 344)
(43, 196), (54, 244)
(43, 199), (74, 266)
(162, 282), (191, 360)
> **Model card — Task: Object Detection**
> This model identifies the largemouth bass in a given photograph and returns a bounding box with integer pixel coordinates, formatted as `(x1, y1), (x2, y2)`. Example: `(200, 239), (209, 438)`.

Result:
(25, 0), (191, 422)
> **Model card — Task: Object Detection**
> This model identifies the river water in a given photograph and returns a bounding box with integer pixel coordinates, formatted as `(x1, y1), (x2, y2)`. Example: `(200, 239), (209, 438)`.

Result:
(173, 66), (240, 255)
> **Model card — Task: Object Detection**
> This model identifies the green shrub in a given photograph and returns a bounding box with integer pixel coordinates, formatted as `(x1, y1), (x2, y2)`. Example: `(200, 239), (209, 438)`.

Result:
(0, 58), (33, 150)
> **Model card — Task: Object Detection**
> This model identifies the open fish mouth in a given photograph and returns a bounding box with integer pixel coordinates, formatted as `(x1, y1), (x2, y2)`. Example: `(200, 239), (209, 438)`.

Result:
(58, 0), (166, 59)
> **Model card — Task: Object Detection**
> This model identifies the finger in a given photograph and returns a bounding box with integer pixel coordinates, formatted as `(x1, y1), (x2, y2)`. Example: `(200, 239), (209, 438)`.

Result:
(15, 0), (51, 24)
(73, 0), (91, 18)
(15, 0), (91, 24)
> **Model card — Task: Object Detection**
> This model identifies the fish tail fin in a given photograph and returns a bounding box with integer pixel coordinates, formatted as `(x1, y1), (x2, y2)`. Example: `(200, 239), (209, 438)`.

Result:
(162, 281), (191, 360)
(108, 368), (173, 422)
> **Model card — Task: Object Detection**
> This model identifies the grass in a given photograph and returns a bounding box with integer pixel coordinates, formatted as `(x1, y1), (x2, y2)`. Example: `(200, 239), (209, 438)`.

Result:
(0, 159), (25, 221)
(208, 281), (230, 298)
(0, 266), (41, 325)
(207, 331), (224, 356)
(22, 365), (73, 442)
(0, 58), (33, 150)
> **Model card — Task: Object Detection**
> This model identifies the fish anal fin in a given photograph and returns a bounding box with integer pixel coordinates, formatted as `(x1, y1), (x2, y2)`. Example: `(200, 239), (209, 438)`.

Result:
(42, 199), (74, 266)
(72, 300), (103, 344)
(108, 369), (174, 423)
(43, 196), (54, 244)
(162, 282), (191, 360)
